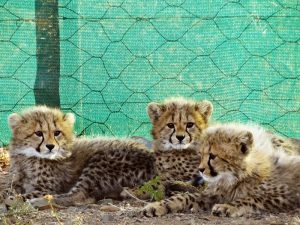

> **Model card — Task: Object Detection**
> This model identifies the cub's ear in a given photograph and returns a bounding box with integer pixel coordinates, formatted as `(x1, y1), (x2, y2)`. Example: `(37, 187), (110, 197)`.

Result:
(8, 113), (22, 130)
(64, 113), (76, 126)
(147, 102), (166, 123)
(195, 100), (213, 121)
(238, 131), (253, 154)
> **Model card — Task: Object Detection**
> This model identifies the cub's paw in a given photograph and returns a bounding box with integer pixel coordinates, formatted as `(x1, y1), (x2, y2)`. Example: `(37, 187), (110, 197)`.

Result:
(212, 203), (242, 217)
(0, 189), (16, 202)
(142, 202), (169, 217)
(165, 181), (199, 195)
(29, 196), (66, 210)
(28, 197), (51, 209)
(4, 195), (24, 207)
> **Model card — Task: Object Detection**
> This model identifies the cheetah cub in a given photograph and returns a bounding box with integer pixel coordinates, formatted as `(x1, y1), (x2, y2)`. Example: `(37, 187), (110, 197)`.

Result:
(148, 97), (212, 187)
(3, 106), (156, 206)
(123, 98), (213, 200)
(143, 123), (300, 217)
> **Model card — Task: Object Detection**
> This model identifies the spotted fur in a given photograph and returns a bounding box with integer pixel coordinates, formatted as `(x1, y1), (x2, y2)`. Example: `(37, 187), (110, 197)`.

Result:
(149, 98), (213, 192)
(148, 97), (212, 152)
(143, 123), (300, 217)
(3, 106), (156, 206)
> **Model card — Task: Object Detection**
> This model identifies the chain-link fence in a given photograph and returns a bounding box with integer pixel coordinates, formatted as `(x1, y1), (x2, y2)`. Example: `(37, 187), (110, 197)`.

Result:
(0, 0), (299, 146)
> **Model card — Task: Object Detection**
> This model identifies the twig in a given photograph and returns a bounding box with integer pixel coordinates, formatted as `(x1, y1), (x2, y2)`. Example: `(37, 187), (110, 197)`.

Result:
(47, 197), (64, 225)
(107, 203), (122, 209)
(121, 189), (148, 204)
(10, 174), (15, 191)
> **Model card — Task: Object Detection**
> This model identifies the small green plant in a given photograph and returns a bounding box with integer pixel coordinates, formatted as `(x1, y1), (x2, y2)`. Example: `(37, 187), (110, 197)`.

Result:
(0, 196), (37, 225)
(138, 176), (165, 201)
(7, 199), (36, 216)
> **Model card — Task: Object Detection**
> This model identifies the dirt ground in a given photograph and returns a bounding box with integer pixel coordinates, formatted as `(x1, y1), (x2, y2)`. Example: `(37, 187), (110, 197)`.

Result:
(0, 148), (299, 225)
(1, 199), (300, 225)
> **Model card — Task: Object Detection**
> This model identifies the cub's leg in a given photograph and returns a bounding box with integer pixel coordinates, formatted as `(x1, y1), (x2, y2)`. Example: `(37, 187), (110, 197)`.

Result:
(143, 192), (219, 217)
(211, 192), (265, 217)
(212, 200), (256, 218)
(212, 191), (298, 217)
(3, 190), (55, 208)
(1, 183), (54, 205)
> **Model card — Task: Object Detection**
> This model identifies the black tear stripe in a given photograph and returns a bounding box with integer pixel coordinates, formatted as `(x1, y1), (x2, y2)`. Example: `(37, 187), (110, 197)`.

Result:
(54, 135), (59, 147)
(208, 154), (218, 177)
(186, 128), (192, 142)
(36, 136), (44, 152)
(36, 121), (44, 152)
(53, 122), (60, 147)
(169, 128), (175, 144)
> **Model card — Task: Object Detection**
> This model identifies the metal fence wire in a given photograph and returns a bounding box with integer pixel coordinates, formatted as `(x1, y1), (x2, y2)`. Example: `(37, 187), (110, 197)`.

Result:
(0, 0), (299, 146)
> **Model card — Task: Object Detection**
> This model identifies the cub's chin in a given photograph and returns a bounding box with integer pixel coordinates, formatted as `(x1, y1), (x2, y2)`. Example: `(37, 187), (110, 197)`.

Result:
(201, 172), (237, 188)
(47, 149), (72, 160)
(163, 142), (191, 151)
(13, 147), (71, 160)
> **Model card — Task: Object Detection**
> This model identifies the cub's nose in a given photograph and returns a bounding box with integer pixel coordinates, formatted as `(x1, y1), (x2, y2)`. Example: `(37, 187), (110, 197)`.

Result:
(199, 168), (205, 173)
(176, 135), (185, 142)
(46, 144), (55, 151)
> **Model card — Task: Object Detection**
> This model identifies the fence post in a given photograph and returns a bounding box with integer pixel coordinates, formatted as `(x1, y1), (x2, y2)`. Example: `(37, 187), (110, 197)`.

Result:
(34, 0), (60, 107)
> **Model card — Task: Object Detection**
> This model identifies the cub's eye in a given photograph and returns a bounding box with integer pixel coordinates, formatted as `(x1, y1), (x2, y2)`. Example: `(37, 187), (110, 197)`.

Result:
(35, 131), (43, 137)
(167, 123), (175, 129)
(186, 122), (194, 128)
(209, 153), (216, 160)
(54, 131), (61, 136)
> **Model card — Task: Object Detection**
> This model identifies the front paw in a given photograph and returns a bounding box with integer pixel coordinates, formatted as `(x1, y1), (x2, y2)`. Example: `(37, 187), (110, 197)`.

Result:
(29, 196), (66, 210)
(4, 194), (24, 207)
(28, 197), (51, 209)
(212, 203), (242, 217)
(142, 202), (169, 217)
(0, 189), (16, 202)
